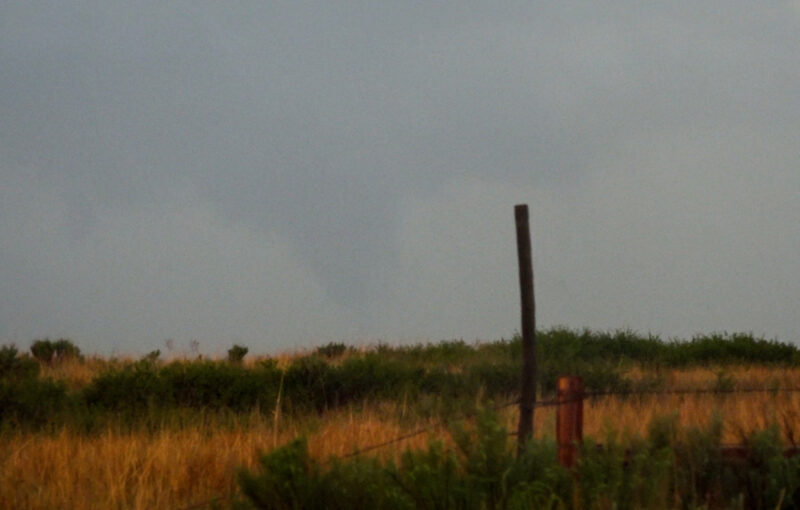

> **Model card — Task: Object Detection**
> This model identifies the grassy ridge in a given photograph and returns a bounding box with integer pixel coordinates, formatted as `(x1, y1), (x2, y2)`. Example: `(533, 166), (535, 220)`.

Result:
(3, 330), (800, 509)
(1, 329), (798, 430)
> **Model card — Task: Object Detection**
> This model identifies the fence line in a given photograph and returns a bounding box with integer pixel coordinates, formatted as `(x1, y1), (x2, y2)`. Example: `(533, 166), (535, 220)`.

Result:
(174, 398), (524, 510)
(332, 383), (800, 470)
(174, 383), (800, 509)
(337, 397), (521, 460)
(587, 386), (800, 397)
(554, 376), (800, 469)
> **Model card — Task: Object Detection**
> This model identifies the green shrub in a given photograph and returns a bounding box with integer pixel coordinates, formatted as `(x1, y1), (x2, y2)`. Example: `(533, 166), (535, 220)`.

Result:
(0, 345), (39, 382)
(236, 438), (408, 510)
(666, 333), (799, 366)
(672, 413), (726, 507)
(53, 338), (81, 360)
(30, 338), (81, 364)
(334, 354), (418, 404)
(0, 377), (67, 427)
(534, 328), (800, 368)
(575, 423), (673, 510)
(237, 438), (319, 509)
(389, 441), (469, 510)
(712, 424), (800, 509)
(161, 360), (278, 411)
(467, 362), (519, 397)
(452, 407), (516, 509)
(316, 342), (349, 359)
(228, 345), (249, 364)
(507, 440), (570, 509)
(142, 350), (161, 363)
(80, 358), (284, 418)
(30, 339), (55, 364)
(237, 408), (569, 510)
(283, 355), (333, 412)
(82, 361), (170, 413)
(0, 345), (67, 427)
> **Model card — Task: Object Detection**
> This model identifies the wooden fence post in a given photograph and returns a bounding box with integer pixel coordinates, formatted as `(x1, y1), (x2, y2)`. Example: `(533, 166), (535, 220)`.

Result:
(557, 376), (584, 469)
(515, 204), (537, 456)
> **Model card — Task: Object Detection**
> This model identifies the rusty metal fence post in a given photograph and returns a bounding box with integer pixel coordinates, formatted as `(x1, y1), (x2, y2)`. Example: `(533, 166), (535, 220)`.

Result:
(556, 376), (584, 469)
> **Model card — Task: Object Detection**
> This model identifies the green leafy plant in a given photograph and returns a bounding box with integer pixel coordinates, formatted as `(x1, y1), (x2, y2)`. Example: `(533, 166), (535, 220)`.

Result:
(0, 345), (39, 382)
(315, 342), (349, 359)
(236, 438), (407, 510)
(30, 338), (81, 364)
(30, 339), (55, 364)
(228, 344), (249, 364)
(0, 376), (67, 426)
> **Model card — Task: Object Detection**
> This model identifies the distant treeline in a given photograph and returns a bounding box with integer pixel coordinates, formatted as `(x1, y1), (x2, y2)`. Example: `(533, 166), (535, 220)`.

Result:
(0, 329), (797, 429)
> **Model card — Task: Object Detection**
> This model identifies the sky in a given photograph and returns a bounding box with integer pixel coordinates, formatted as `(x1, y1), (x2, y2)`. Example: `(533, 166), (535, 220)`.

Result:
(2, 2), (799, 355)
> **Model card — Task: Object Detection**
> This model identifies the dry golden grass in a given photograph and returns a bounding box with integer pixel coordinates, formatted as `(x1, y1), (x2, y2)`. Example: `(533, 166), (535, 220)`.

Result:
(5, 364), (800, 509)
(37, 355), (128, 390)
(579, 366), (800, 443)
(0, 406), (441, 510)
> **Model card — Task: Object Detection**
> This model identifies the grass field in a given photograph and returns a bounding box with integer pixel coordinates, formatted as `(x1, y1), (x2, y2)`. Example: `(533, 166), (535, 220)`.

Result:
(3, 332), (800, 509)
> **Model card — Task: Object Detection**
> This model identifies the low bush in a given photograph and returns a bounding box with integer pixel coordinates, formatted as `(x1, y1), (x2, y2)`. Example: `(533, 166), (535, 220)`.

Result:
(82, 359), (284, 415)
(237, 437), (407, 510)
(4, 329), (799, 431)
(536, 328), (800, 368)
(82, 361), (170, 413)
(228, 344), (249, 364)
(0, 345), (39, 382)
(0, 344), (66, 427)
(315, 342), (349, 359)
(0, 377), (67, 427)
(30, 338), (81, 364)
(161, 360), (279, 411)
(236, 408), (571, 510)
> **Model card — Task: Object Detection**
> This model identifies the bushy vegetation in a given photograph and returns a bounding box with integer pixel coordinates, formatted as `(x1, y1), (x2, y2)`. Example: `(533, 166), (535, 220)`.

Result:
(236, 407), (800, 510)
(0, 345), (67, 427)
(236, 408), (572, 510)
(3, 330), (800, 508)
(0, 329), (797, 430)
(30, 338), (82, 364)
(0, 345), (39, 382)
(536, 329), (799, 367)
(228, 344), (249, 364)
(315, 342), (350, 358)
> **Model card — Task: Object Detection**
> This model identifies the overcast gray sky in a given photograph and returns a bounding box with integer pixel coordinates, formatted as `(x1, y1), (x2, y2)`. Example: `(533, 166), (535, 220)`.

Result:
(2, 2), (799, 355)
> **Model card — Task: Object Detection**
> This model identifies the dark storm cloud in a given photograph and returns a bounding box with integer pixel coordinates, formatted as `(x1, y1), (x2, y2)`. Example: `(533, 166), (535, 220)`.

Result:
(2, 2), (798, 352)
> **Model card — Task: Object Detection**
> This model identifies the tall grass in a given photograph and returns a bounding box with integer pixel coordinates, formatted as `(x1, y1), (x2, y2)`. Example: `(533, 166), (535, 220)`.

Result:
(236, 406), (800, 510)
(2, 330), (800, 508)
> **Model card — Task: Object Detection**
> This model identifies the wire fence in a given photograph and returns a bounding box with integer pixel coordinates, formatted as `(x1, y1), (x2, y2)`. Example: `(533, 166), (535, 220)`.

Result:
(174, 384), (800, 510)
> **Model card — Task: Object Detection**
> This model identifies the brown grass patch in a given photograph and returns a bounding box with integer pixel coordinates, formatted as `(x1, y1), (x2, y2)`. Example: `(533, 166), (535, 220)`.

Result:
(5, 364), (800, 508)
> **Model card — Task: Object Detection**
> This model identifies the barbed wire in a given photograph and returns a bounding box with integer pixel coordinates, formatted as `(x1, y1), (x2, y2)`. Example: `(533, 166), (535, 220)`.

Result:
(337, 396), (521, 460)
(586, 386), (800, 398)
(173, 385), (800, 509)
(331, 385), (800, 462)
